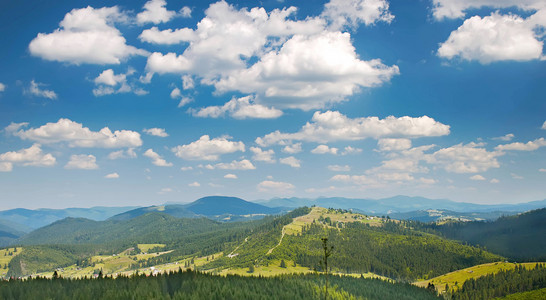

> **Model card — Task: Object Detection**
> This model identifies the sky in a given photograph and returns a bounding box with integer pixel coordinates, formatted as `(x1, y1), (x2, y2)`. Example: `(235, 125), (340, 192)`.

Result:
(0, 0), (545, 209)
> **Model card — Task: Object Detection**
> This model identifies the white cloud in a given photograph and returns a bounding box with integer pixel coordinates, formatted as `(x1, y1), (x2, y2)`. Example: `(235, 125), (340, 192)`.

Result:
(170, 87), (181, 99)
(137, 0), (176, 25)
(282, 143), (302, 154)
(28, 80), (57, 100)
(191, 96), (283, 119)
(145, 2), (398, 110)
(188, 181), (201, 187)
(0, 83), (5, 92)
(182, 75), (194, 90)
(492, 133), (515, 141)
(144, 149), (173, 167)
(215, 31), (399, 110)
(159, 187), (173, 194)
(172, 135), (245, 161)
(280, 156), (301, 168)
(65, 154), (98, 170)
(180, 6), (192, 18)
(490, 178), (499, 183)
(322, 0), (394, 30)
(542, 121), (546, 130)
(257, 180), (295, 193)
(495, 138), (546, 151)
(204, 159), (256, 170)
(511, 173), (524, 179)
(377, 138), (411, 151)
(105, 172), (119, 179)
(470, 174), (486, 181)
(341, 146), (362, 155)
(539, 168), (546, 172)
(9, 118), (142, 148)
(438, 13), (544, 64)
(0, 144), (56, 170)
(250, 147), (276, 163)
(94, 69), (126, 86)
(29, 6), (146, 65)
(311, 145), (338, 155)
(143, 128), (168, 137)
(224, 173), (238, 179)
(108, 148), (137, 160)
(257, 111), (450, 146)
(431, 0), (546, 20)
(180, 166), (193, 171)
(328, 164), (351, 172)
(178, 97), (193, 108)
(139, 27), (194, 45)
(428, 142), (501, 173)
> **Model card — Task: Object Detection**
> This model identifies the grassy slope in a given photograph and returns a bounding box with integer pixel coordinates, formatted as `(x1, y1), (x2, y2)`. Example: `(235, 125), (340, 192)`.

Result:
(414, 262), (543, 294)
(495, 287), (546, 300)
(0, 248), (23, 277)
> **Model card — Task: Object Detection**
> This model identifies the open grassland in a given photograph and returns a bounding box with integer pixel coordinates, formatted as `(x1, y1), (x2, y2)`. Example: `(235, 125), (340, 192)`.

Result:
(0, 247), (22, 277)
(137, 243), (165, 253)
(284, 207), (384, 235)
(414, 262), (543, 294)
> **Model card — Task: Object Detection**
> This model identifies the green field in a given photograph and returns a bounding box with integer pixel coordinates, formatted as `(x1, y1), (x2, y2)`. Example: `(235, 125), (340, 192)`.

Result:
(414, 261), (543, 294)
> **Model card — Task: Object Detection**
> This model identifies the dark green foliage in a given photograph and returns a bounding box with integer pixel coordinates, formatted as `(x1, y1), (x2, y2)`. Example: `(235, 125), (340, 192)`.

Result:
(419, 208), (546, 261)
(0, 270), (441, 300)
(271, 220), (501, 280)
(452, 263), (546, 299)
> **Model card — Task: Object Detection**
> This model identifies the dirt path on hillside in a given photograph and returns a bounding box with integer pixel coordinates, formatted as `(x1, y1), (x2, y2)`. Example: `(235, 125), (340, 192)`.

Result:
(266, 227), (285, 255)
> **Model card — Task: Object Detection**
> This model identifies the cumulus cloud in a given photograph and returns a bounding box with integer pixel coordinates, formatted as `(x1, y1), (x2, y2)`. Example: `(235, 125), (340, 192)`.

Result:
(322, 0), (394, 30)
(0, 83), (5, 92)
(542, 121), (546, 130)
(108, 148), (137, 160)
(224, 173), (237, 179)
(377, 138), (411, 151)
(172, 135), (245, 161)
(191, 96), (283, 119)
(137, 0), (176, 25)
(328, 164), (351, 172)
(144, 149), (173, 167)
(29, 6), (146, 65)
(105, 172), (119, 179)
(257, 180), (295, 193)
(492, 133), (515, 141)
(256, 111), (450, 146)
(495, 138), (546, 151)
(65, 154), (99, 170)
(341, 146), (362, 155)
(188, 181), (200, 187)
(8, 119), (142, 148)
(216, 31), (399, 110)
(470, 174), (486, 181)
(143, 128), (168, 137)
(95, 69), (126, 86)
(250, 147), (276, 163)
(28, 80), (57, 99)
(145, 1), (398, 110)
(282, 143), (302, 154)
(438, 13), (544, 64)
(311, 145), (338, 155)
(490, 178), (500, 183)
(280, 156), (301, 168)
(139, 27), (194, 44)
(204, 159), (256, 170)
(0, 144), (56, 171)
(427, 142), (501, 173)
(431, 0), (546, 20)
(93, 69), (146, 97)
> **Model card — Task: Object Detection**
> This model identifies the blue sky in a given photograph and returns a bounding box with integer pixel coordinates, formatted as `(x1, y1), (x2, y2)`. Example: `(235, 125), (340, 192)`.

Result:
(0, 0), (545, 209)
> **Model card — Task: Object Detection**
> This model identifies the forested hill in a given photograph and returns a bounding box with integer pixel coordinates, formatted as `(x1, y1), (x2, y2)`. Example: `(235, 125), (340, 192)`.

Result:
(424, 208), (546, 261)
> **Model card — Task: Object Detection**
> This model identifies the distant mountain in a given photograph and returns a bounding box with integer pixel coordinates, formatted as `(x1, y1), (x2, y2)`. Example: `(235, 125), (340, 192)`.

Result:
(429, 208), (546, 261)
(0, 206), (139, 230)
(388, 209), (516, 222)
(0, 219), (29, 247)
(17, 212), (221, 246)
(109, 205), (198, 221)
(185, 196), (281, 216)
(258, 196), (546, 214)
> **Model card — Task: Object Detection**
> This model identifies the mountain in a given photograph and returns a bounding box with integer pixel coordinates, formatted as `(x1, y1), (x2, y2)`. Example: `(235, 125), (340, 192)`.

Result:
(109, 205), (198, 221)
(185, 196), (281, 216)
(0, 219), (29, 247)
(0, 206), (139, 230)
(258, 196), (546, 214)
(109, 196), (282, 222)
(387, 209), (516, 222)
(424, 208), (546, 261)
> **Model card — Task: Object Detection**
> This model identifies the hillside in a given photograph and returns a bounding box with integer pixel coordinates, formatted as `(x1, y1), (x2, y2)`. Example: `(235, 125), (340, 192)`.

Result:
(108, 205), (198, 221)
(426, 208), (546, 261)
(185, 196), (281, 216)
(0, 220), (28, 247)
(0, 206), (138, 230)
